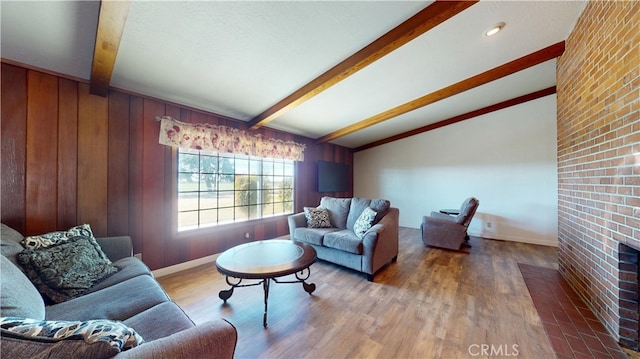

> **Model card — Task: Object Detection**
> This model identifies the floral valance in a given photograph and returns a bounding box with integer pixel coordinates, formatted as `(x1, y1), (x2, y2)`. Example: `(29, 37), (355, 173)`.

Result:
(157, 116), (305, 161)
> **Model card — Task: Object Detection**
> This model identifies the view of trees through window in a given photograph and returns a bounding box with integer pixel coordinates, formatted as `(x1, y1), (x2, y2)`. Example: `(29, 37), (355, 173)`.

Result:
(177, 148), (294, 231)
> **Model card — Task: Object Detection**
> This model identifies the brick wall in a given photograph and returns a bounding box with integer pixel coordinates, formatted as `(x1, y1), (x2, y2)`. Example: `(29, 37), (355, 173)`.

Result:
(557, 1), (639, 347)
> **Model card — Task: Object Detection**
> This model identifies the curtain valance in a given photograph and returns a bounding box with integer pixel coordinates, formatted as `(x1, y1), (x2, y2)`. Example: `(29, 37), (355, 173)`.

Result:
(157, 116), (305, 161)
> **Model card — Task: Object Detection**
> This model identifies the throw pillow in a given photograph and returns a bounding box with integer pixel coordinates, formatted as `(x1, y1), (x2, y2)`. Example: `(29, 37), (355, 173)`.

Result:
(353, 207), (377, 239)
(1, 317), (144, 356)
(21, 224), (110, 262)
(303, 207), (332, 228)
(16, 236), (118, 303)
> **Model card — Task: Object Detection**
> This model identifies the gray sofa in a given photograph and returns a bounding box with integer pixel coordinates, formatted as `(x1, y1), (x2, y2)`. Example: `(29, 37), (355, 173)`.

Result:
(288, 197), (399, 281)
(0, 223), (237, 359)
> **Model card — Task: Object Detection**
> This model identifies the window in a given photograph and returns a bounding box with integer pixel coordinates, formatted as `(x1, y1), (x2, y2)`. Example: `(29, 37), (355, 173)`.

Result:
(177, 148), (294, 231)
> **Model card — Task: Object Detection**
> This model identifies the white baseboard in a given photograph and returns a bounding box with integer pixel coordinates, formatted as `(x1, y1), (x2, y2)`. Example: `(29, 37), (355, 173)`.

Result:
(152, 253), (220, 278)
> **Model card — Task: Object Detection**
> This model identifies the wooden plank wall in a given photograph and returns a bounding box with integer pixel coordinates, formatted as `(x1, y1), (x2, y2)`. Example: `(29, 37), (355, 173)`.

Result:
(1, 63), (353, 270)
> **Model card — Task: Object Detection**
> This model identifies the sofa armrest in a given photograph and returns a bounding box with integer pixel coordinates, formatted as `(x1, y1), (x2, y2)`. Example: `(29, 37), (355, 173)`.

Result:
(361, 207), (399, 277)
(288, 213), (307, 241)
(115, 319), (237, 359)
(96, 236), (134, 262)
(429, 211), (457, 222)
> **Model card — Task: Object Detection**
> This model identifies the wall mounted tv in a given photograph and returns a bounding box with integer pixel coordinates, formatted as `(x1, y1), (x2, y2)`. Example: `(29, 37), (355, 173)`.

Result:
(317, 160), (350, 193)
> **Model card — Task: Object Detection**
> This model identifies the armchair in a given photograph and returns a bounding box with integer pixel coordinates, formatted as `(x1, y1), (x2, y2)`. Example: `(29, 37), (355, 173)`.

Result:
(421, 197), (479, 250)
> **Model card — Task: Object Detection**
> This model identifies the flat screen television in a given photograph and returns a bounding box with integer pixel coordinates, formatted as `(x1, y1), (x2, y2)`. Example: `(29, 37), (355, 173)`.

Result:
(317, 160), (350, 193)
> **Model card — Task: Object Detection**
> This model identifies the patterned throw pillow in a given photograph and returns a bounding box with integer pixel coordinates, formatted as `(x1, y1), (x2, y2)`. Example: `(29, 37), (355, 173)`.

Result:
(16, 236), (118, 303)
(0, 317), (144, 355)
(303, 207), (332, 228)
(21, 224), (110, 262)
(353, 207), (377, 239)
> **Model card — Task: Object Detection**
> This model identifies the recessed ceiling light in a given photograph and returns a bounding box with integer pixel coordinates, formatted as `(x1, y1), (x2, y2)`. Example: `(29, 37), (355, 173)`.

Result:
(485, 22), (505, 37)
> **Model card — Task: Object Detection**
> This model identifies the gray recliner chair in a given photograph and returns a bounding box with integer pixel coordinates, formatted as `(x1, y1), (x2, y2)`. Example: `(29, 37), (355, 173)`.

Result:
(421, 197), (479, 250)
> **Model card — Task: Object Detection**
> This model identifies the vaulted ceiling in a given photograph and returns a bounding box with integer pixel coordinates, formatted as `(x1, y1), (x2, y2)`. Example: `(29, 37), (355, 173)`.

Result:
(1, 1), (587, 149)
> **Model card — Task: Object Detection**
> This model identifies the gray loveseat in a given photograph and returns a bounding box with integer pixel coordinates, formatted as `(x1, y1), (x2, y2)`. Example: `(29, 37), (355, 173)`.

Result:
(0, 223), (237, 359)
(288, 197), (399, 281)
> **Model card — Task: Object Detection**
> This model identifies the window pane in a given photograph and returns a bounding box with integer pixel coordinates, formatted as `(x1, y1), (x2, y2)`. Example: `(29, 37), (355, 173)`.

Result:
(200, 209), (218, 227)
(235, 206), (249, 221)
(218, 191), (234, 207)
(284, 162), (294, 176)
(178, 211), (199, 229)
(200, 155), (217, 174)
(261, 176), (272, 190)
(248, 205), (260, 220)
(282, 176), (293, 189)
(199, 174), (217, 192)
(178, 173), (198, 192)
(262, 202), (274, 216)
(235, 158), (249, 175)
(262, 161), (273, 176)
(178, 192), (199, 211)
(273, 161), (284, 176)
(219, 156), (235, 175)
(218, 207), (234, 223)
(219, 177), (234, 191)
(249, 176), (260, 190)
(200, 192), (218, 209)
(249, 159), (261, 175)
(273, 202), (285, 215)
(283, 201), (293, 213)
(178, 153), (199, 172)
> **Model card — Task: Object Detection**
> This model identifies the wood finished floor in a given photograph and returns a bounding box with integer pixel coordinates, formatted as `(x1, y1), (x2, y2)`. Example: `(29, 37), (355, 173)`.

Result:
(158, 228), (560, 358)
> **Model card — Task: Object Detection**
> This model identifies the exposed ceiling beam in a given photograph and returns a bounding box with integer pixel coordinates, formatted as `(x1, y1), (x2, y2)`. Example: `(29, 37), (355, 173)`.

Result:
(317, 41), (566, 144)
(89, 0), (131, 97)
(248, 0), (478, 130)
(354, 86), (557, 152)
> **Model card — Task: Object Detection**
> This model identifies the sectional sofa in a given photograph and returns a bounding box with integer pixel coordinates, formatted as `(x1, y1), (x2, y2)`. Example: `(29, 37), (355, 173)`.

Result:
(0, 223), (237, 359)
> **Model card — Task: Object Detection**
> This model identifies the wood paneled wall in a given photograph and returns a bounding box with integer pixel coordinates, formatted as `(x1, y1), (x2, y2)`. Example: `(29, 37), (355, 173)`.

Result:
(1, 63), (353, 270)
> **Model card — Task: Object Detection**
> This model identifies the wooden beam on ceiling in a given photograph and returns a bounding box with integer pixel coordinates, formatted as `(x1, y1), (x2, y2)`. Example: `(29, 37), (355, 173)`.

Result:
(89, 0), (131, 97)
(248, 0), (478, 130)
(354, 86), (557, 152)
(316, 41), (565, 144)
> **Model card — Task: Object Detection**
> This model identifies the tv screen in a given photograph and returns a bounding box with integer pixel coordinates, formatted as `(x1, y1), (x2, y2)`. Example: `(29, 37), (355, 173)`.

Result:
(317, 161), (350, 193)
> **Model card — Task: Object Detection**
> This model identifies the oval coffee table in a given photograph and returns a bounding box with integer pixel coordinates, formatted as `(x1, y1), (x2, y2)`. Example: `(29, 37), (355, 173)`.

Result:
(215, 239), (317, 327)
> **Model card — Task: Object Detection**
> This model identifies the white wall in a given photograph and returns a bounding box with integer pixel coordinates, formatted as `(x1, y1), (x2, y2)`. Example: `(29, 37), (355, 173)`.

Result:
(354, 95), (558, 246)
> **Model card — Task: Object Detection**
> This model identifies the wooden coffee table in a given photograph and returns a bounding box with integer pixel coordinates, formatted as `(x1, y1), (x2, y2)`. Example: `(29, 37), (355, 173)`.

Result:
(215, 239), (317, 327)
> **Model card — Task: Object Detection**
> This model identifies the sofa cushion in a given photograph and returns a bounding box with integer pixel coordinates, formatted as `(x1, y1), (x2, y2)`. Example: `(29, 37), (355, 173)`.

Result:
(16, 236), (118, 303)
(294, 227), (338, 246)
(0, 256), (45, 320)
(303, 207), (332, 228)
(346, 198), (372, 230)
(0, 333), (117, 359)
(1, 223), (26, 268)
(21, 224), (110, 262)
(87, 257), (152, 294)
(369, 199), (391, 224)
(1, 317), (143, 358)
(323, 230), (364, 255)
(353, 207), (377, 239)
(123, 302), (194, 341)
(320, 197), (351, 229)
(45, 274), (170, 322)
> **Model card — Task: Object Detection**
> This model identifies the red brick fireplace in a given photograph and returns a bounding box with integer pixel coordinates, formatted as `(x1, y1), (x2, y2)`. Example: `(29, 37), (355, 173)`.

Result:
(557, 1), (639, 349)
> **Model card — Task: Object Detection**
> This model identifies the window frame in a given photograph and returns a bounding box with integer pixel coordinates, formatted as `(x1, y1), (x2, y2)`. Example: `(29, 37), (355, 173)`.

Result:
(174, 147), (295, 234)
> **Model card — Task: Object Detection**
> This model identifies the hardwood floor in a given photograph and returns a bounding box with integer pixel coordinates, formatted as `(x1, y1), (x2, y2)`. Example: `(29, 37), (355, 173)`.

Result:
(157, 227), (559, 358)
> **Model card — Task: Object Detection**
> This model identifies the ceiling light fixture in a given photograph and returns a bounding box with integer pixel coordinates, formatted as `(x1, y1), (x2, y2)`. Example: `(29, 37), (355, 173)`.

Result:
(485, 22), (505, 37)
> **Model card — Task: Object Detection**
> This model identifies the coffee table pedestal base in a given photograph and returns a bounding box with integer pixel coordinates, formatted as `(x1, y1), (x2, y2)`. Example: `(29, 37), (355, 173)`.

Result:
(219, 268), (315, 327)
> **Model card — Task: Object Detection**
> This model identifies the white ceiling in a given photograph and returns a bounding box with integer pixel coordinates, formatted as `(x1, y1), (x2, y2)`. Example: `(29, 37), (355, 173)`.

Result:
(0, 1), (587, 149)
